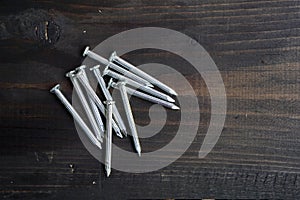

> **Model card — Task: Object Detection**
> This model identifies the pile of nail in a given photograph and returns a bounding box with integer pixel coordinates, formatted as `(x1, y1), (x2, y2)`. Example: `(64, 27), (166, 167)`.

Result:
(50, 46), (179, 177)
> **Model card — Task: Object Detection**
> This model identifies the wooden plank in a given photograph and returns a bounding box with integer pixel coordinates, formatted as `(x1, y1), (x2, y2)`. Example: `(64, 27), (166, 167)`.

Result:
(0, 0), (299, 199)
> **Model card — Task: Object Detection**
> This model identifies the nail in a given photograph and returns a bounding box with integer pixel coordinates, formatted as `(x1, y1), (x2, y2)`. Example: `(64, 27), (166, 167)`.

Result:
(104, 100), (114, 177)
(76, 65), (105, 133)
(115, 82), (141, 156)
(75, 70), (123, 138)
(111, 119), (123, 138)
(50, 84), (102, 149)
(103, 67), (175, 103)
(83, 46), (152, 87)
(110, 51), (177, 96)
(66, 70), (103, 141)
(90, 65), (127, 136)
(108, 79), (180, 110)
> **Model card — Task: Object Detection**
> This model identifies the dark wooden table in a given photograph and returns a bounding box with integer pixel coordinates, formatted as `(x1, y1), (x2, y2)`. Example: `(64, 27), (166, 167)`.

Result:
(1, 0), (300, 199)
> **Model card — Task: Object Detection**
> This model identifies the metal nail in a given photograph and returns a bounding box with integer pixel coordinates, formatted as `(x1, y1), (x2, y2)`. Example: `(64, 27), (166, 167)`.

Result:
(75, 70), (123, 138)
(104, 100), (114, 177)
(103, 67), (175, 103)
(111, 119), (123, 139)
(108, 79), (180, 110)
(115, 82), (141, 156)
(66, 70), (104, 141)
(50, 84), (102, 149)
(90, 65), (127, 136)
(109, 51), (177, 96)
(75, 65), (105, 133)
(83, 46), (152, 87)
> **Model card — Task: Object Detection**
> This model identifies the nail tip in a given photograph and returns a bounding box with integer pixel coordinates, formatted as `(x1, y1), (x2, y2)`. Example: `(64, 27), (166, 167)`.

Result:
(97, 143), (102, 149)
(172, 105), (180, 110)
(117, 132), (123, 138)
(146, 83), (154, 88)
(169, 90), (178, 96)
(167, 97), (176, 103)
(121, 129), (128, 137)
(106, 170), (111, 177)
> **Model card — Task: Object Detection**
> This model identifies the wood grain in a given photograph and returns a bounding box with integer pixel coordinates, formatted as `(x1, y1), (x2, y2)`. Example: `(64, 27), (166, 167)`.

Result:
(0, 0), (300, 199)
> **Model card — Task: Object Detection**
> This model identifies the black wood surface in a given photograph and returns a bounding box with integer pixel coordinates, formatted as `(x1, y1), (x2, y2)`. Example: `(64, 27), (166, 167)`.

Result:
(1, 0), (300, 199)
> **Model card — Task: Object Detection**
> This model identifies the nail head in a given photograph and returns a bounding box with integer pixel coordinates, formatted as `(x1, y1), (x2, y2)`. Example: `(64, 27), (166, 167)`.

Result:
(83, 46), (90, 56)
(90, 65), (101, 71)
(50, 84), (60, 93)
